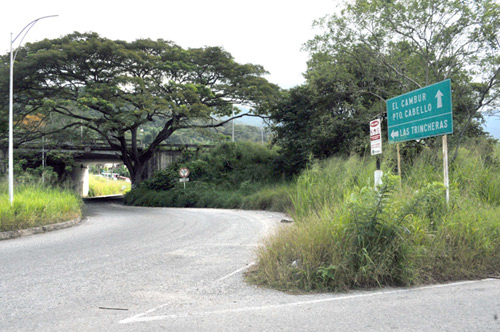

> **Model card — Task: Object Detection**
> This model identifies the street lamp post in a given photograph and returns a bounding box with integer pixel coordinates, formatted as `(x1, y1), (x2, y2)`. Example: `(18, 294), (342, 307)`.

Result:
(8, 15), (57, 205)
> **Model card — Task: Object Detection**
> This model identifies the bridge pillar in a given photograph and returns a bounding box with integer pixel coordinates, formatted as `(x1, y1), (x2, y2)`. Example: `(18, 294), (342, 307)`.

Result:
(144, 149), (184, 179)
(0, 147), (6, 175)
(71, 164), (89, 197)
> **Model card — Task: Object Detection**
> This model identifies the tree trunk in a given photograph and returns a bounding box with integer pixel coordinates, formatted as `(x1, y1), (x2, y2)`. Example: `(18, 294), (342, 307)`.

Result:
(128, 160), (147, 187)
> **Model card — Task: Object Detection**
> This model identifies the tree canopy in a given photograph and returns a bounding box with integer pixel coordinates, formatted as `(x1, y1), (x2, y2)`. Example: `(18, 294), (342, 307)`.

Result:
(0, 32), (280, 183)
(269, 0), (500, 174)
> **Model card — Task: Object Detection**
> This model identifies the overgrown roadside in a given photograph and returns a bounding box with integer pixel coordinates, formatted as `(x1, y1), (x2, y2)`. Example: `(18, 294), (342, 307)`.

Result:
(248, 142), (500, 292)
(125, 142), (294, 211)
(124, 140), (500, 292)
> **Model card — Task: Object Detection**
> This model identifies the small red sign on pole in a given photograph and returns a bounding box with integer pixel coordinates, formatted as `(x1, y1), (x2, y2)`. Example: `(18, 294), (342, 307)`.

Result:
(179, 168), (190, 178)
(370, 119), (382, 155)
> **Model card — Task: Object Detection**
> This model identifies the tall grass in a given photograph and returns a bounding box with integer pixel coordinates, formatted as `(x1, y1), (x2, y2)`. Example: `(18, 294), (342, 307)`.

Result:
(241, 183), (294, 212)
(249, 141), (500, 292)
(0, 183), (82, 232)
(88, 174), (131, 197)
(291, 155), (374, 219)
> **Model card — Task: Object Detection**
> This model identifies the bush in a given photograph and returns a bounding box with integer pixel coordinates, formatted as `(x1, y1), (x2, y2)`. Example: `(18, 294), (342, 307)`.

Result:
(142, 168), (178, 191)
(173, 141), (282, 185)
(14, 151), (75, 183)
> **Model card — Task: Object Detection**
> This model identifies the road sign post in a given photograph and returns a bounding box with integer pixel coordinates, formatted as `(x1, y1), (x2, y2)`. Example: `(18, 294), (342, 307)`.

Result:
(179, 168), (190, 189)
(386, 79), (453, 204)
(442, 135), (450, 204)
(370, 119), (383, 189)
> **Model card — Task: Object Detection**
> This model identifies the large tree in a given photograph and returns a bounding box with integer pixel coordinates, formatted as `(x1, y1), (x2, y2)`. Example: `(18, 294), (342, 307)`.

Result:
(308, 0), (500, 146)
(0, 32), (279, 184)
(269, 0), (500, 173)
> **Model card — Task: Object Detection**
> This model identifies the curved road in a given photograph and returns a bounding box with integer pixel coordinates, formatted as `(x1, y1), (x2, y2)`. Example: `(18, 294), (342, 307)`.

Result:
(1, 201), (499, 331)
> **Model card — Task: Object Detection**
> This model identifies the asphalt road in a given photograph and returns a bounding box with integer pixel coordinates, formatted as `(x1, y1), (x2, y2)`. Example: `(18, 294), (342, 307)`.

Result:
(1, 201), (499, 332)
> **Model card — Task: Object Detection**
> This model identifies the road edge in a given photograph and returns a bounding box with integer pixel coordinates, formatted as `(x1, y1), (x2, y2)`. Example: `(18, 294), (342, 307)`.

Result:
(0, 217), (83, 241)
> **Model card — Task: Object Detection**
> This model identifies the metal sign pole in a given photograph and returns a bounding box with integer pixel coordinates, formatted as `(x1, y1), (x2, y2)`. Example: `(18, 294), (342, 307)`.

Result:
(8, 33), (14, 205)
(442, 134), (450, 206)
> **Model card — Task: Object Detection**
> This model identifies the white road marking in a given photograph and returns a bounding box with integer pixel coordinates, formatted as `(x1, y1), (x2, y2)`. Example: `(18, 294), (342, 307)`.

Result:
(119, 278), (498, 324)
(120, 261), (256, 324)
(216, 262), (256, 283)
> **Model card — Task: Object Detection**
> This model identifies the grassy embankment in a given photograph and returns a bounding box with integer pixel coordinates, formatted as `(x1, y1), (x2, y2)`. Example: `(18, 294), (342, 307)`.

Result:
(0, 183), (82, 232)
(0, 173), (128, 232)
(250, 141), (500, 291)
(88, 174), (131, 197)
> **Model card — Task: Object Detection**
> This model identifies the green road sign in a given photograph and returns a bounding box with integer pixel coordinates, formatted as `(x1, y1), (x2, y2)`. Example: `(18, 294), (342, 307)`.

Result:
(387, 79), (453, 143)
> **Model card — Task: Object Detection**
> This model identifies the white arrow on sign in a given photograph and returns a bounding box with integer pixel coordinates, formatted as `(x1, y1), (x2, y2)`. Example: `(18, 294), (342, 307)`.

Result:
(390, 130), (399, 139)
(435, 90), (444, 109)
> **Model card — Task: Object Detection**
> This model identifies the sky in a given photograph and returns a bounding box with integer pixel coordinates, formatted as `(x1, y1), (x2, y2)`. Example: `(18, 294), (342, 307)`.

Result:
(484, 114), (500, 140)
(3, 0), (498, 135)
(1, 0), (336, 89)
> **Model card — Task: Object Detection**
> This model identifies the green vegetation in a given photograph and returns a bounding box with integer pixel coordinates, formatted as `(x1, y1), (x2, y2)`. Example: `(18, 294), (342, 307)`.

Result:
(88, 174), (131, 197)
(125, 142), (292, 211)
(0, 164), (82, 232)
(248, 141), (500, 291)
(14, 151), (75, 183)
(1, 33), (279, 184)
(0, 183), (82, 232)
(125, 138), (500, 292)
(0, 0), (497, 295)
(267, 0), (500, 176)
(126, 181), (292, 211)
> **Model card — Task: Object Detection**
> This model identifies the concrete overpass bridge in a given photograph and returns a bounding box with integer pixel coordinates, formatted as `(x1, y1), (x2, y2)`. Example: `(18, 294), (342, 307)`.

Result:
(0, 141), (212, 196)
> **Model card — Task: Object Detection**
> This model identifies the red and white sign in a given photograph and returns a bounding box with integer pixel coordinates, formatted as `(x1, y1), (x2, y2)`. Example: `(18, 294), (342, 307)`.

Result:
(370, 119), (381, 136)
(179, 167), (190, 178)
(370, 119), (382, 155)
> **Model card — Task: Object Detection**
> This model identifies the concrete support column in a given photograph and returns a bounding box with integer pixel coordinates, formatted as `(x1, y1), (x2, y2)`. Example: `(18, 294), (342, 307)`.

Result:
(71, 164), (89, 197)
(0, 147), (7, 175)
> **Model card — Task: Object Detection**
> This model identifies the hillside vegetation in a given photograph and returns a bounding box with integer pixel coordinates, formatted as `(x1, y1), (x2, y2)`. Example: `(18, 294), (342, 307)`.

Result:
(249, 141), (500, 291)
(125, 142), (292, 211)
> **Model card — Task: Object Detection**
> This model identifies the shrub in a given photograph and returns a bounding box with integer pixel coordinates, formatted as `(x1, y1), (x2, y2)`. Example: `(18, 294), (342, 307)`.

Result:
(142, 169), (178, 191)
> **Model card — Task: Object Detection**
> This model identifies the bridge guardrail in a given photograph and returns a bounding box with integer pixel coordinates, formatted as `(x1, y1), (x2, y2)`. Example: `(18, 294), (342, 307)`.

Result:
(0, 140), (214, 152)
